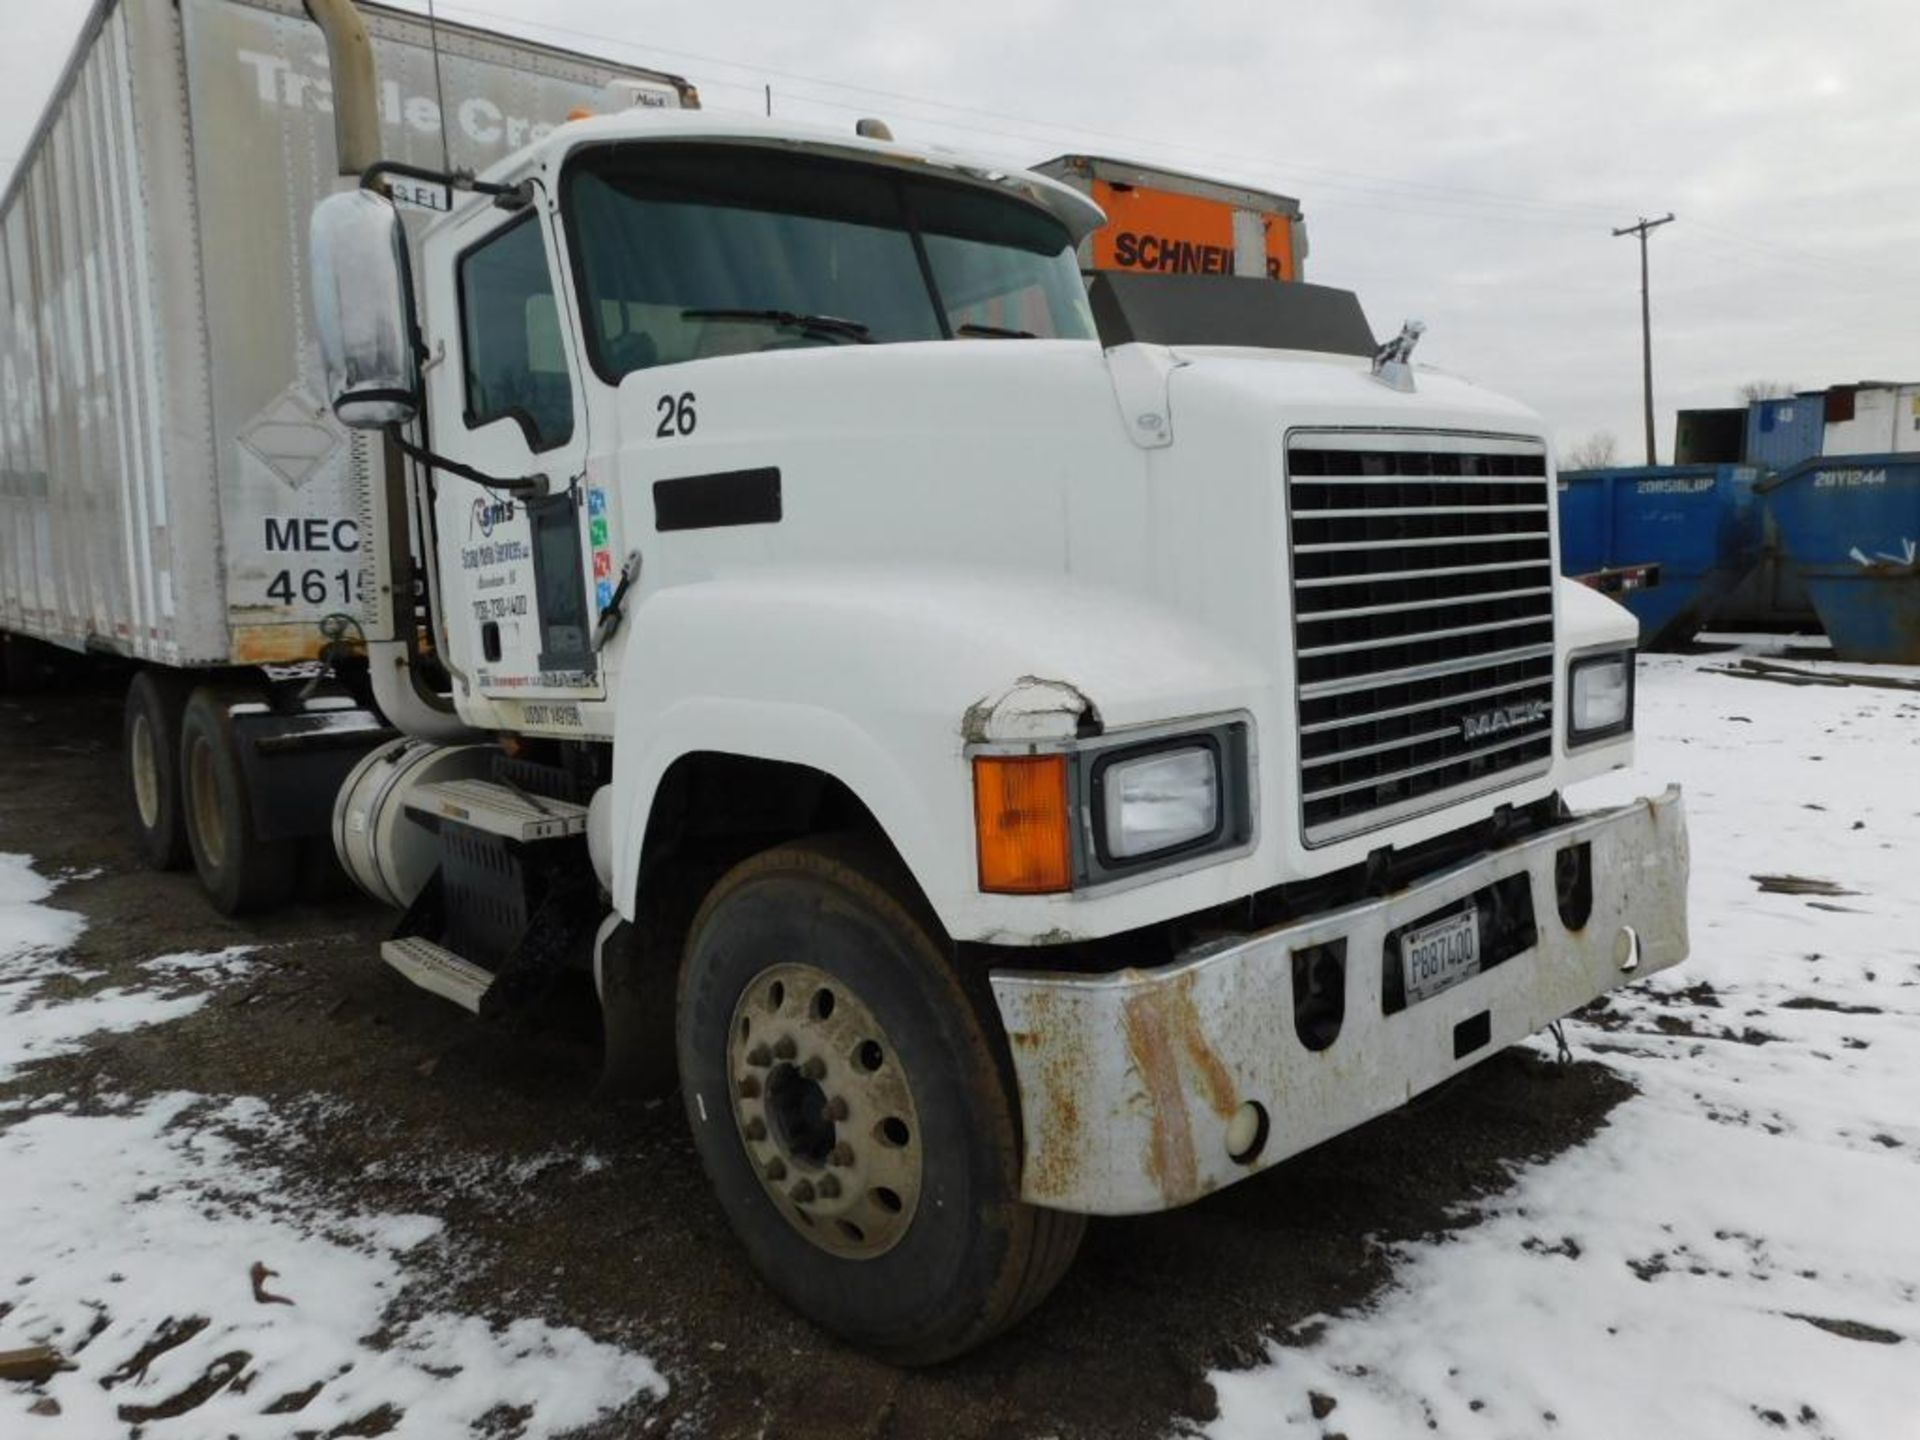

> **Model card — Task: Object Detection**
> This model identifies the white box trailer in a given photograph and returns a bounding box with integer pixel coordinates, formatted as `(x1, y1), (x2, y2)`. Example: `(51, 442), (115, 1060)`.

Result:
(1820, 382), (1920, 457)
(0, 0), (692, 908)
(0, 0), (692, 668)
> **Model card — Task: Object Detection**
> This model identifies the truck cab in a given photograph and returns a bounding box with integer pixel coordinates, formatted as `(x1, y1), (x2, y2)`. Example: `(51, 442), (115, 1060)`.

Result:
(311, 98), (1688, 1362)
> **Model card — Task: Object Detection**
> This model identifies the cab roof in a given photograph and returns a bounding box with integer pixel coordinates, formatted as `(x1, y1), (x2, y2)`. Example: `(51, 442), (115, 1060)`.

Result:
(491, 109), (1108, 244)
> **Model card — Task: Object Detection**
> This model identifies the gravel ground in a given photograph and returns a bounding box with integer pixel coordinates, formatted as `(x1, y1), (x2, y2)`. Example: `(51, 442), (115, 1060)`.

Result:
(0, 676), (1635, 1439)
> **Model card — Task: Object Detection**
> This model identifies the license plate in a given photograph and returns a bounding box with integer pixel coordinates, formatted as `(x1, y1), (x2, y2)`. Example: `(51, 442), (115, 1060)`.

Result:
(1401, 908), (1481, 1005)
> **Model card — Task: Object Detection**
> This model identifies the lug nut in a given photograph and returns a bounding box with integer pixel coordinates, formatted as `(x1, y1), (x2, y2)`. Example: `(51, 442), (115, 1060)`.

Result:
(790, 1179), (816, 1204)
(773, 1036), (797, 1061)
(746, 1044), (772, 1068)
(764, 1157), (787, 1182)
(817, 1175), (842, 1200)
(829, 1142), (855, 1168)
(826, 1097), (849, 1121)
(737, 1075), (762, 1099)
(744, 1117), (767, 1141)
(800, 1057), (827, 1081)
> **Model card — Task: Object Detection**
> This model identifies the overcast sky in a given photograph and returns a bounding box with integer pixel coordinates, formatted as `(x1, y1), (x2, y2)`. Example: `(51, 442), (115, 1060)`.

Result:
(4, 0), (1916, 459)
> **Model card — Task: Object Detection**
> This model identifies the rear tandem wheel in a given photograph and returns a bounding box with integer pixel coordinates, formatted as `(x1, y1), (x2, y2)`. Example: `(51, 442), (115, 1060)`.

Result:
(179, 684), (300, 914)
(123, 668), (193, 871)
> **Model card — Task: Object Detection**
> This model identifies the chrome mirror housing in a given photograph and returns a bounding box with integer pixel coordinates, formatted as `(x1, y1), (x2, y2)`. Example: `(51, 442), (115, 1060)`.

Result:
(310, 189), (419, 428)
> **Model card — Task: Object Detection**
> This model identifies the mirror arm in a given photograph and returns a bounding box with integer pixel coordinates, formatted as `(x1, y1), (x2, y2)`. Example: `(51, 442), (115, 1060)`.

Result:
(360, 160), (534, 212)
(387, 427), (549, 497)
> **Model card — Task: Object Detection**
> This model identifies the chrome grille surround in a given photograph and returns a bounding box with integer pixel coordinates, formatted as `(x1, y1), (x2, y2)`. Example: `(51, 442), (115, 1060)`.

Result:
(1285, 430), (1556, 846)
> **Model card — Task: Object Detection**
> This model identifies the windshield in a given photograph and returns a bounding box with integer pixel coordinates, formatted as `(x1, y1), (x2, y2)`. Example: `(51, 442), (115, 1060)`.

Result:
(563, 144), (1096, 381)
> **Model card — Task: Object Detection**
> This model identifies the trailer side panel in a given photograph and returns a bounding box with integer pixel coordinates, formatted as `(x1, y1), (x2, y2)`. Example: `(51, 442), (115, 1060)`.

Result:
(1, 0), (691, 667)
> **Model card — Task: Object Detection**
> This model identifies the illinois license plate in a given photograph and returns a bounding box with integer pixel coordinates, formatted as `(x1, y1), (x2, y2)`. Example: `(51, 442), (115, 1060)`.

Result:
(1401, 908), (1481, 1005)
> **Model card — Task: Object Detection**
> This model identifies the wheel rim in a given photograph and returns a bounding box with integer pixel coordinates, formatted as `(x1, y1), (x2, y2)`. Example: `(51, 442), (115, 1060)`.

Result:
(186, 733), (225, 871)
(728, 961), (923, 1259)
(130, 711), (161, 829)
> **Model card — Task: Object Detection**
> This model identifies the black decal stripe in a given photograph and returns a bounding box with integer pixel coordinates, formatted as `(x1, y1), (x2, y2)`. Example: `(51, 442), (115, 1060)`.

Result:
(653, 467), (782, 532)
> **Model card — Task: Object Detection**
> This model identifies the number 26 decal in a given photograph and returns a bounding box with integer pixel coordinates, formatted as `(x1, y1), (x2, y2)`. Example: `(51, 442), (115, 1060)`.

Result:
(656, 391), (696, 438)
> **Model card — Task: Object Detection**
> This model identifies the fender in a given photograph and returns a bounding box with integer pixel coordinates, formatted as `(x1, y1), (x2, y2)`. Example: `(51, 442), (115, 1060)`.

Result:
(607, 566), (1272, 943)
(1555, 572), (1640, 653)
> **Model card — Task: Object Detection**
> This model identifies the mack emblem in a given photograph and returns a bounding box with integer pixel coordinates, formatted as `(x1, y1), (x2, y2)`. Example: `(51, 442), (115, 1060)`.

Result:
(1459, 698), (1551, 742)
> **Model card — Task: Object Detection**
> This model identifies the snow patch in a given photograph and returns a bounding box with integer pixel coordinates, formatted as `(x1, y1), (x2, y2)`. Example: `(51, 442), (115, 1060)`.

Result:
(0, 852), (86, 971)
(1208, 644), (1920, 1438)
(0, 857), (667, 1435)
(0, 1097), (662, 1438)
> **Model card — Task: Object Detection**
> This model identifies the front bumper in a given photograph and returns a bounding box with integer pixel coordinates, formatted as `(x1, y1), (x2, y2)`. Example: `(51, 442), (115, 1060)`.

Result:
(989, 787), (1689, 1214)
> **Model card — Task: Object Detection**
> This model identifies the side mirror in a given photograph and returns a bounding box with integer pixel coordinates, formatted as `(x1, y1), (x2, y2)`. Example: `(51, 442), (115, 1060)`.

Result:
(310, 189), (420, 429)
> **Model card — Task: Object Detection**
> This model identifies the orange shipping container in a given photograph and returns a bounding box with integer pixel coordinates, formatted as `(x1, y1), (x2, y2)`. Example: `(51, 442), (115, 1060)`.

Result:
(1032, 154), (1307, 283)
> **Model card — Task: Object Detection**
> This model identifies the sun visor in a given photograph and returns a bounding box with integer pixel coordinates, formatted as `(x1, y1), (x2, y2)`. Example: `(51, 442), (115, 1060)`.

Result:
(1088, 272), (1376, 356)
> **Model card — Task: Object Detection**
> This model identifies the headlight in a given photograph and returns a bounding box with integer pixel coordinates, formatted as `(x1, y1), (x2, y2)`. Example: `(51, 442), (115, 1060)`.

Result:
(1568, 651), (1634, 743)
(1098, 744), (1220, 861)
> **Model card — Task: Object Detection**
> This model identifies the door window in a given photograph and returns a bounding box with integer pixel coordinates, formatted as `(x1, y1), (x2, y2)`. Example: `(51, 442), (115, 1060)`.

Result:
(458, 214), (575, 452)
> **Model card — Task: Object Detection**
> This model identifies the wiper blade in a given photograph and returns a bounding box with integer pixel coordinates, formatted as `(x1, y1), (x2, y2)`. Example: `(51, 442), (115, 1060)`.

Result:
(957, 322), (1036, 339)
(682, 308), (872, 341)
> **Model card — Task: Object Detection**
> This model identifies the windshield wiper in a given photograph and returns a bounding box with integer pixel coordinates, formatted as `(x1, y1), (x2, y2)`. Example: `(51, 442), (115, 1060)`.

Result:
(682, 308), (872, 342)
(957, 322), (1036, 339)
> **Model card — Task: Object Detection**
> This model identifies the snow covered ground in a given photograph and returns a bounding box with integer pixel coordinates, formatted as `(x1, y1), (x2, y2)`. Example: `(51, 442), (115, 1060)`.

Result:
(3, 642), (1915, 1438)
(1209, 642), (1920, 1440)
(0, 857), (664, 1437)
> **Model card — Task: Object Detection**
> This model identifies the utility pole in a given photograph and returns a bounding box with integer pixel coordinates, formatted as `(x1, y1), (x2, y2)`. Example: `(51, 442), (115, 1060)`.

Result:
(1613, 213), (1675, 465)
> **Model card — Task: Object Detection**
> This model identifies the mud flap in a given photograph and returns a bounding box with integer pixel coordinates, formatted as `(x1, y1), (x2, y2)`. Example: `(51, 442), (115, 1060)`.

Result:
(595, 916), (679, 1102)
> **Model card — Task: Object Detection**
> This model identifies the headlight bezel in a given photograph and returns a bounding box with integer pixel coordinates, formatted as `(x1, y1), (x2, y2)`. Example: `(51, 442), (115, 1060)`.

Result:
(1082, 719), (1255, 885)
(1566, 648), (1636, 747)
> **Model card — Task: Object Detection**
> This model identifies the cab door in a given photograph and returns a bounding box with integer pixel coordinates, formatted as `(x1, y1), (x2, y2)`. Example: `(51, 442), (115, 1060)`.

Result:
(422, 189), (602, 714)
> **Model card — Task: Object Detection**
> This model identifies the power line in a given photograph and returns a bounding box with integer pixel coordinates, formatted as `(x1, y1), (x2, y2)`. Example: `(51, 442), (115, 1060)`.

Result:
(1685, 218), (1918, 291)
(429, 0), (1635, 223)
(410, 1), (1913, 307)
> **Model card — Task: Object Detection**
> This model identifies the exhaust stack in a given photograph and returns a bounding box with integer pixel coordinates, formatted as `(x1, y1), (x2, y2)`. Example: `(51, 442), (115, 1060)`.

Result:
(303, 0), (381, 177)
(303, 0), (469, 737)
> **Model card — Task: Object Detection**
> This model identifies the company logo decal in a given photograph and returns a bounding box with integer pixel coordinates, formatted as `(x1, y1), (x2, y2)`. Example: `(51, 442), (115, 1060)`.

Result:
(1459, 698), (1551, 742)
(470, 497), (516, 538)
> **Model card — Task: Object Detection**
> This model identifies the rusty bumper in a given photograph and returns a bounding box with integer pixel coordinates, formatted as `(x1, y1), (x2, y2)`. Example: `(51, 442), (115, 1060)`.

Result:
(990, 787), (1689, 1215)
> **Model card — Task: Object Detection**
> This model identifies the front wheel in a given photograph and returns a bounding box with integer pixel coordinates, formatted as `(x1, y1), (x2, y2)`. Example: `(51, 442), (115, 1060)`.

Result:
(676, 836), (1083, 1364)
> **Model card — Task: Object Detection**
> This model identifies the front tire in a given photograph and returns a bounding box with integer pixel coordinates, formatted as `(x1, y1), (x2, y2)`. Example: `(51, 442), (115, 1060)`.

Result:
(179, 685), (298, 915)
(677, 836), (1083, 1364)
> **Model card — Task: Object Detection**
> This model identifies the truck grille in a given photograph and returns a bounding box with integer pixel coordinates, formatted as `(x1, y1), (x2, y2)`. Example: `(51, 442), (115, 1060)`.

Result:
(1286, 434), (1555, 845)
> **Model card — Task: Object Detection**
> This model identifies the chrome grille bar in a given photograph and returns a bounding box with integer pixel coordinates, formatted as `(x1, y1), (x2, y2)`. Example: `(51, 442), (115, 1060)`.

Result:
(1294, 533), (1547, 555)
(1303, 730), (1550, 803)
(1298, 673), (1552, 735)
(1305, 585), (1553, 624)
(1297, 642), (1555, 700)
(1295, 559), (1550, 589)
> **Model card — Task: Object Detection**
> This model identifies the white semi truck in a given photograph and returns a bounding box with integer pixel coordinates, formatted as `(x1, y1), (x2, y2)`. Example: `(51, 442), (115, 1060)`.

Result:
(0, 0), (693, 908)
(301, 0), (1689, 1361)
(6, 0), (1691, 1364)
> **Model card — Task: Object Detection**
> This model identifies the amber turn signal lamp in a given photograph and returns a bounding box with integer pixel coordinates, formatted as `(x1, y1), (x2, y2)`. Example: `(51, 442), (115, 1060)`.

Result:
(973, 754), (1073, 894)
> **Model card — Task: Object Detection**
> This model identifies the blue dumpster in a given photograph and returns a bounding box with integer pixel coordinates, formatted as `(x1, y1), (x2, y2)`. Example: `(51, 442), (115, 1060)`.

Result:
(1764, 454), (1920, 663)
(1557, 465), (1762, 648)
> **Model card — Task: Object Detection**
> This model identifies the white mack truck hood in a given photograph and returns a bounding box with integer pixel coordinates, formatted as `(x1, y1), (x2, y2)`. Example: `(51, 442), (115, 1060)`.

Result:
(614, 337), (1554, 675)
(1160, 344), (1549, 441)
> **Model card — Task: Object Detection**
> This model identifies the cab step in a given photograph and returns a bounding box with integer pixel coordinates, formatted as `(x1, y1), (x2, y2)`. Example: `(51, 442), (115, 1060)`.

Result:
(402, 778), (589, 842)
(380, 935), (493, 1013)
